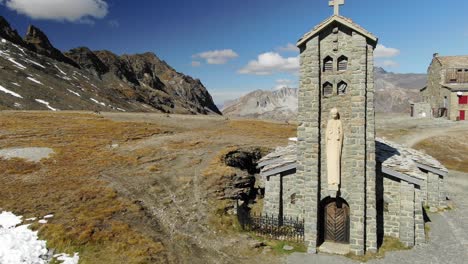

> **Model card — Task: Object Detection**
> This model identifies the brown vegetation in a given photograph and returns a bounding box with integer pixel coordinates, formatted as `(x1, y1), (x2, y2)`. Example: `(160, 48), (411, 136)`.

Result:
(0, 112), (169, 263)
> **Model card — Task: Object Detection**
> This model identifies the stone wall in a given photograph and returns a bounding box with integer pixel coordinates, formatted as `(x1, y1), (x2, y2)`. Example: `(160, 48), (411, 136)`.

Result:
(399, 181), (415, 247)
(424, 57), (468, 121)
(297, 34), (321, 253)
(412, 103), (432, 118)
(263, 174), (281, 216)
(383, 177), (400, 238)
(424, 59), (443, 110)
(449, 91), (468, 121)
(262, 172), (299, 218)
(317, 26), (371, 256)
(297, 22), (376, 255)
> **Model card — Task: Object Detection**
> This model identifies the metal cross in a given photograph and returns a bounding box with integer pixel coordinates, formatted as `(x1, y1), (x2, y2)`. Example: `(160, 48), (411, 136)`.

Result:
(329, 0), (345, 16)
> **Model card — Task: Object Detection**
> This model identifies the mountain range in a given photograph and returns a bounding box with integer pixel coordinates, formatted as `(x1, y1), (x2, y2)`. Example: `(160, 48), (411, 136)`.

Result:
(0, 16), (221, 114)
(222, 67), (427, 121)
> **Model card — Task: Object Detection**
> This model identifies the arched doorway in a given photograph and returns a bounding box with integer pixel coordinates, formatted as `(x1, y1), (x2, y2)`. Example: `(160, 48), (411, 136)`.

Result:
(321, 198), (350, 244)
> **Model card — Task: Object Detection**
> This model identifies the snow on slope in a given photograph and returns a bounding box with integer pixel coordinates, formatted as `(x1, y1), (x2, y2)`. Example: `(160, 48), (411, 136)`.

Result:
(0, 211), (79, 264)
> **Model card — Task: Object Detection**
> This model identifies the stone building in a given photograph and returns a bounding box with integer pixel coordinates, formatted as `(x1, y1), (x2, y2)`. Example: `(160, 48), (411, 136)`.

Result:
(258, 0), (448, 256)
(421, 54), (468, 120)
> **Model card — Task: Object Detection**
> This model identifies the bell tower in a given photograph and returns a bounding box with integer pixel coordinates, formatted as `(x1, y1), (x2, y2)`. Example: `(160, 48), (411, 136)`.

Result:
(295, 0), (379, 255)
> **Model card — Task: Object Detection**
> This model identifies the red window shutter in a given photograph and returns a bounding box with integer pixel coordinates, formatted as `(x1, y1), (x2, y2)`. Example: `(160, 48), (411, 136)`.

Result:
(459, 96), (468, 105)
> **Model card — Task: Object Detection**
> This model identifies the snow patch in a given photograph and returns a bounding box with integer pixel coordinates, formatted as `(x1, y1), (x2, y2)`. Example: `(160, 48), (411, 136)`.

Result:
(56, 253), (80, 264)
(43, 215), (54, 219)
(13, 102), (22, 108)
(0, 85), (23, 98)
(117, 108), (126, 112)
(11, 82), (20, 87)
(90, 98), (106, 106)
(0, 147), (54, 162)
(0, 211), (80, 264)
(8, 58), (26, 70)
(1, 39), (6, 43)
(24, 58), (45, 68)
(38, 219), (47, 224)
(25, 217), (36, 221)
(35, 99), (58, 111)
(0, 212), (22, 228)
(67, 89), (81, 97)
(12, 44), (26, 55)
(27, 77), (43, 85)
(54, 64), (67, 75)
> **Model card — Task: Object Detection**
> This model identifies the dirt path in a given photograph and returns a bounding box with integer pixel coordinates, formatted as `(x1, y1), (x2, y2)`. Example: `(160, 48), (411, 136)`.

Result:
(99, 112), (292, 264)
(376, 115), (468, 147)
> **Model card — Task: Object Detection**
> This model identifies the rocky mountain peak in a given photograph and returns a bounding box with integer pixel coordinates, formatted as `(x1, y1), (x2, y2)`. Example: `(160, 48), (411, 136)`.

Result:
(375, 67), (388, 74)
(24, 25), (54, 51)
(24, 25), (79, 68)
(0, 16), (26, 46)
(64, 47), (108, 77)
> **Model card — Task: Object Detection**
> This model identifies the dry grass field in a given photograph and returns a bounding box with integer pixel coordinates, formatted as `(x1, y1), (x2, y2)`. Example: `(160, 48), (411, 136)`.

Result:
(1, 111), (467, 263)
(0, 111), (296, 264)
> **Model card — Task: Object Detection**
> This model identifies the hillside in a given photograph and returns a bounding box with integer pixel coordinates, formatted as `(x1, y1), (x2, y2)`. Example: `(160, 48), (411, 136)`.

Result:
(222, 67), (427, 120)
(0, 17), (220, 115)
(222, 87), (298, 121)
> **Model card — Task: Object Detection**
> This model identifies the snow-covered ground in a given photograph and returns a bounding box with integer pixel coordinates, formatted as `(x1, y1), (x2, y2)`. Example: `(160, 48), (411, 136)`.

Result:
(0, 211), (79, 264)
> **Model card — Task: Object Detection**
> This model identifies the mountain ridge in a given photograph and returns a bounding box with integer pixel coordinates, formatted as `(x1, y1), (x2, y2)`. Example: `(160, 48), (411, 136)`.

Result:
(0, 16), (221, 115)
(223, 68), (427, 121)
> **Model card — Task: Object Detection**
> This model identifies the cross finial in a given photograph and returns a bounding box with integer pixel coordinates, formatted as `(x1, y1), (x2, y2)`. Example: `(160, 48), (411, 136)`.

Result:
(329, 0), (344, 16)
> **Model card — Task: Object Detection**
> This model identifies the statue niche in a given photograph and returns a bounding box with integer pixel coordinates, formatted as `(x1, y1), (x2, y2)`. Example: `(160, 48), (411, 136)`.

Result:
(326, 108), (343, 196)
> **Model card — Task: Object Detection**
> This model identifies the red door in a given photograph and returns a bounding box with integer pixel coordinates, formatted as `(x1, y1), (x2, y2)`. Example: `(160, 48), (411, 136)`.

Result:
(460, 110), (466, 121)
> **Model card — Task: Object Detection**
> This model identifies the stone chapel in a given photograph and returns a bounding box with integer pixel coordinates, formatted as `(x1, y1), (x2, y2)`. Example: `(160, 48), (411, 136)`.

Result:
(258, 0), (448, 256)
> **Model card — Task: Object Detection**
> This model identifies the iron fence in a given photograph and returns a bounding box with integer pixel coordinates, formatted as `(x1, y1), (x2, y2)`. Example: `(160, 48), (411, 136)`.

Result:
(238, 209), (304, 242)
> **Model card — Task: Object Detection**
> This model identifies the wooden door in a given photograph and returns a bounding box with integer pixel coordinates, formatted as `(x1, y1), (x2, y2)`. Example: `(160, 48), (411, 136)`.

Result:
(460, 110), (465, 121)
(324, 201), (350, 243)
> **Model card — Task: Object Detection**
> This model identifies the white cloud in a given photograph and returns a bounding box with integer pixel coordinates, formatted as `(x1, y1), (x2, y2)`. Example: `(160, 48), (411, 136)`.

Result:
(276, 43), (299, 53)
(273, 79), (296, 90)
(376, 60), (399, 68)
(374, 44), (400, 58)
(192, 49), (238, 65)
(2, 0), (108, 23)
(239, 52), (299, 75)
(191, 61), (201, 67)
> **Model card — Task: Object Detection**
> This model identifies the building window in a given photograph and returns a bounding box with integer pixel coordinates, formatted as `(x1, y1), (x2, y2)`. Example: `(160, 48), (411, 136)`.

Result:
(459, 95), (468, 105)
(338, 56), (348, 71)
(446, 69), (458, 83)
(338, 81), (348, 95)
(290, 193), (296, 205)
(323, 56), (333, 72)
(323, 82), (333, 97)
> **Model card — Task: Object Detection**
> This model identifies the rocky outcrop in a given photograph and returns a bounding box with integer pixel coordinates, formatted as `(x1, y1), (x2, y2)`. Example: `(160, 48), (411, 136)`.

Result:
(95, 51), (221, 115)
(0, 16), (26, 47)
(217, 147), (267, 201)
(94, 50), (139, 85)
(65, 47), (108, 77)
(24, 25), (79, 68)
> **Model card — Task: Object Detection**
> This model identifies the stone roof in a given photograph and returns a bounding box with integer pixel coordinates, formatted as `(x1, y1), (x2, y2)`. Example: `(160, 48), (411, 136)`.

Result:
(297, 15), (378, 47)
(442, 84), (468, 91)
(258, 138), (447, 185)
(436, 56), (468, 67)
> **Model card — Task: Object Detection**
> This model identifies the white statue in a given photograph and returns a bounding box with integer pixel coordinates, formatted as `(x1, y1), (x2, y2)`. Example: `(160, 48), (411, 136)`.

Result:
(326, 108), (343, 192)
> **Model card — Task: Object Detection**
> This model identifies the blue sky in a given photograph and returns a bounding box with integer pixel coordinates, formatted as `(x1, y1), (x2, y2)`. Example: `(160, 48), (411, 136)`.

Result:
(1, 0), (467, 104)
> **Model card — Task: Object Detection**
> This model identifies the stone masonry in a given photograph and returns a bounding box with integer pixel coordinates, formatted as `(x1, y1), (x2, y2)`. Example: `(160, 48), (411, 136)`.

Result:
(258, 1), (448, 257)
